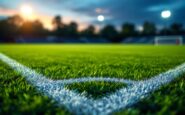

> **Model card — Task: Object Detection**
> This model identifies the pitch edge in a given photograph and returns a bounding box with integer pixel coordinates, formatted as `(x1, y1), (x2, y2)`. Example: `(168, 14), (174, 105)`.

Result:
(0, 53), (185, 115)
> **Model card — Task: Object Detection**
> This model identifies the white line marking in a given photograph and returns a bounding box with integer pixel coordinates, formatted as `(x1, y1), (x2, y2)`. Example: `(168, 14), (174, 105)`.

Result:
(0, 53), (185, 115)
(54, 77), (137, 85)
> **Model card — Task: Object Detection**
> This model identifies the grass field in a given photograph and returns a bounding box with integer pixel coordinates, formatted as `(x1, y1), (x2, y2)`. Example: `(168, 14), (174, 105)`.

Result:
(0, 44), (185, 114)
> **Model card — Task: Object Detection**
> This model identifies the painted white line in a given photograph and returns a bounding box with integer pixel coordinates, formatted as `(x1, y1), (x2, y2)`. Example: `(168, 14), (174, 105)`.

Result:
(54, 77), (137, 85)
(0, 53), (185, 115)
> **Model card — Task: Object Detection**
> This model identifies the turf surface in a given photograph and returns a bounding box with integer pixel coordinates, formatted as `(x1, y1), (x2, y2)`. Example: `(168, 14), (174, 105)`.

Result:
(65, 81), (126, 99)
(0, 61), (70, 114)
(0, 44), (185, 114)
(0, 44), (185, 80)
(115, 75), (185, 115)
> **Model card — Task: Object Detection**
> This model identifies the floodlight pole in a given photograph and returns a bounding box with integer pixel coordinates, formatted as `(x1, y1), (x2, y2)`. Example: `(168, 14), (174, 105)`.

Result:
(164, 19), (169, 35)
(161, 10), (171, 35)
(98, 19), (104, 38)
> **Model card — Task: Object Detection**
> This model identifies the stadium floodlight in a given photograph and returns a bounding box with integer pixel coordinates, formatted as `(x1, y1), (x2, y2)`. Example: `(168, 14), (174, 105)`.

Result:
(161, 10), (171, 35)
(161, 10), (171, 19)
(20, 4), (34, 20)
(97, 15), (105, 22)
(155, 36), (183, 45)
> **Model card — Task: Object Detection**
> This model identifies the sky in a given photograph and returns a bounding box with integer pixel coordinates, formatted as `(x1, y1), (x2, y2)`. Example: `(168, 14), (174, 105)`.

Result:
(0, 0), (185, 30)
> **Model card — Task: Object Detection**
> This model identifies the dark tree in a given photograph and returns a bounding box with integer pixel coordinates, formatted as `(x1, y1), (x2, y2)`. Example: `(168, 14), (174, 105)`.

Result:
(8, 15), (23, 27)
(159, 27), (171, 35)
(0, 15), (23, 42)
(52, 15), (64, 30)
(52, 15), (64, 36)
(32, 20), (47, 36)
(66, 22), (78, 37)
(121, 23), (136, 37)
(19, 20), (47, 37)
(19, 21), (34, 36)
(142, 21), (156, 35)
(0, 20), (10, 41)
(170, 23), (184, 35)
(100, 25), (119, 42)
(81, 25), (96, 38)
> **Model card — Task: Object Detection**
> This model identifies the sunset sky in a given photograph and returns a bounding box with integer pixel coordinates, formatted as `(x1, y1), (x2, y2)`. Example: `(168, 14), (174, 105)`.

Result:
(0, 0), (185, 30)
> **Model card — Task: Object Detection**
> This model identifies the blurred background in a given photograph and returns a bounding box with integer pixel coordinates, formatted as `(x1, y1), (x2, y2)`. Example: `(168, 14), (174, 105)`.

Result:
(0, 0), (184, 44)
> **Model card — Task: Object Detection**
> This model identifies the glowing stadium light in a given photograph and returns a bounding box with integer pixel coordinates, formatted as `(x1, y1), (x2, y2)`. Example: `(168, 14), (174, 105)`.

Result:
(161, 10), (171, 19)
(20, 4), (34, 20)
(97, 15), (105, 22)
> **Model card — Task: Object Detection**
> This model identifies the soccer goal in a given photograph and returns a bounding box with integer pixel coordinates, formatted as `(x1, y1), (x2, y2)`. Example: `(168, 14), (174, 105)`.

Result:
(154, 36), (183, 45)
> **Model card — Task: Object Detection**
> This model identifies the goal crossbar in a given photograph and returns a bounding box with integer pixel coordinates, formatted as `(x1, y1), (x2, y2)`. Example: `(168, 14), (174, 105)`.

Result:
(155, 36), (183, 45)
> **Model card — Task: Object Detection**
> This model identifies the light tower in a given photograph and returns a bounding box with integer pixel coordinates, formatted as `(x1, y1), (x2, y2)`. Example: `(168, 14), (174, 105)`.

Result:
(97, 15), (105, 32)
(161, 10), (171, 19)
(161, 10), (171, 35)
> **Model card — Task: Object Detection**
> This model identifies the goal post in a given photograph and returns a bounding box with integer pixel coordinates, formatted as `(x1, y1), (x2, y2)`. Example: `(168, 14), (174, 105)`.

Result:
(154, 36), (183, 45)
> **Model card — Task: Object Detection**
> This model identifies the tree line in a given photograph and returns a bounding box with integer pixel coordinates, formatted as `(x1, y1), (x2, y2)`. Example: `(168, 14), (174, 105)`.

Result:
(0, 15), (184, 42)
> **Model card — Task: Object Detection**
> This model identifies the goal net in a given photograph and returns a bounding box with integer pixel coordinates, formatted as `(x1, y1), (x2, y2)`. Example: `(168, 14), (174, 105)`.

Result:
(154, 36), (183, 45)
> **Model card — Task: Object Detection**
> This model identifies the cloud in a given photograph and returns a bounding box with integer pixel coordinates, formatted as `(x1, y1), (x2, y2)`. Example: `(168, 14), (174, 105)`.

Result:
(0, 8), (18, 16)
(0, 7), (88, 30)
(0, 0), (185, 29)
(70, 0), (185, 26)
(148, 1), (185, 12)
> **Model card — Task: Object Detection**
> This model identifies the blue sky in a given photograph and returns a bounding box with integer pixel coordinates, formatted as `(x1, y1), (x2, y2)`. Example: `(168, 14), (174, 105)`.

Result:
(0, 0), (185, 30)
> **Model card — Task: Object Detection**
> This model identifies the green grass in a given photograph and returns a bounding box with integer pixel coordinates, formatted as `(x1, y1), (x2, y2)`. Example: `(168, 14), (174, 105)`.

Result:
(0, 61), (70, 115)
(115, 75), (185, 115)
(0, 44), (185, 80)
(65, 81), (126, 99)
(0, 44), (185, 114)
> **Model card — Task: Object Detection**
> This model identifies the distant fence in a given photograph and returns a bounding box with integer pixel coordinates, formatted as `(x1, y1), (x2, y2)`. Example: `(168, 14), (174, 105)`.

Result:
(0, 36), (185, 44)
(13, 37), (110, 43)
